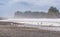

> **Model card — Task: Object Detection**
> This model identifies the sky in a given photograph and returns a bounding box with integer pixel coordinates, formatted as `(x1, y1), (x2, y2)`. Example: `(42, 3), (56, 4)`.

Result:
(0, 0), (60, 17)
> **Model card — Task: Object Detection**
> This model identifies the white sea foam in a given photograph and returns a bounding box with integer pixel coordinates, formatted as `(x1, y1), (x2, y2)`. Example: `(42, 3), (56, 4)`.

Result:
(7, 18), (60, 26)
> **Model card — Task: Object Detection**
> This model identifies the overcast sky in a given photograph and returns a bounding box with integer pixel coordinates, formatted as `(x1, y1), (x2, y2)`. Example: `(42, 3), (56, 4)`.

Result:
(0, 0), (60, 17)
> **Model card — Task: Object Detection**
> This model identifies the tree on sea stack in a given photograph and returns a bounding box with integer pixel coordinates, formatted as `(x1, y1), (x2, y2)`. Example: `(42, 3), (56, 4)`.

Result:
(48, 6), (59, 18)
(14, 11), (23, 18)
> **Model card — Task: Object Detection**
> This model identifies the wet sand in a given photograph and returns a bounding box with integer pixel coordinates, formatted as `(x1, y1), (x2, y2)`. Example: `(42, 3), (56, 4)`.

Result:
(0, 25), (60, 37)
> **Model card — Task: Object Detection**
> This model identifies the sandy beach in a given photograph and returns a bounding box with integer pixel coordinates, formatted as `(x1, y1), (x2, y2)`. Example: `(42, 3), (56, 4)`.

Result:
(0, 24), (60, 37)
